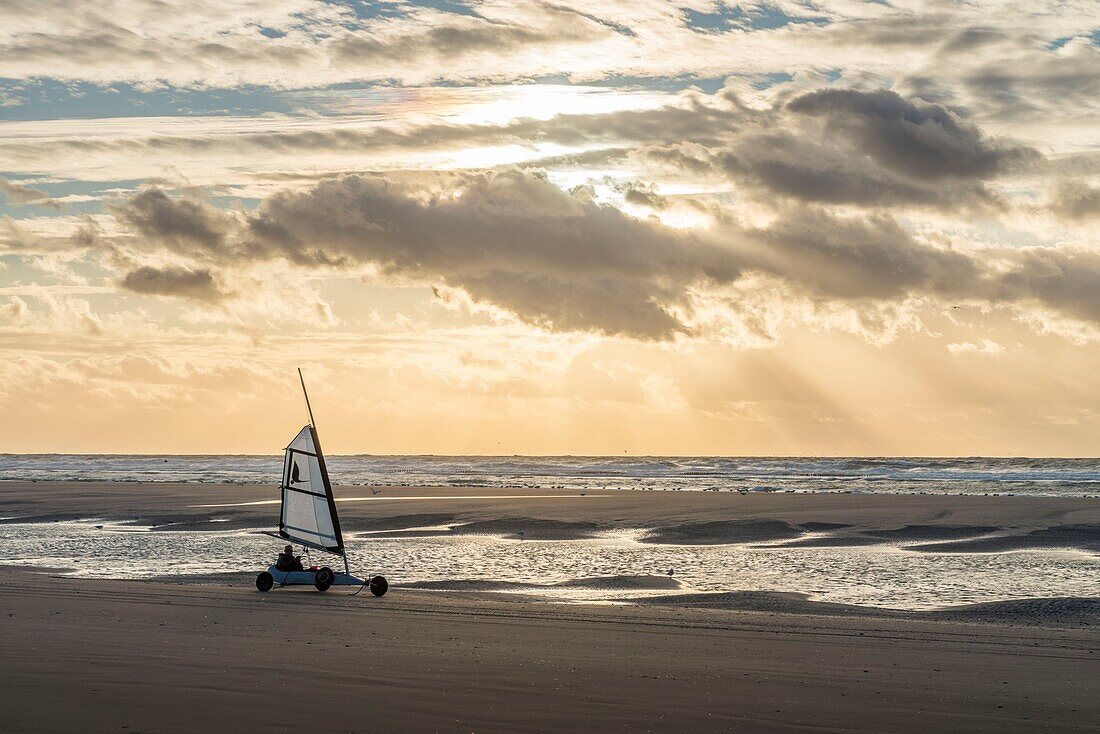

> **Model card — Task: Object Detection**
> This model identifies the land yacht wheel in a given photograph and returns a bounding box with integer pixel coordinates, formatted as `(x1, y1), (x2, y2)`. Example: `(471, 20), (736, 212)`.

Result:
(315, 567), (334, 591)
(256, 571), (274, 592)
(370, 575), (388, 597)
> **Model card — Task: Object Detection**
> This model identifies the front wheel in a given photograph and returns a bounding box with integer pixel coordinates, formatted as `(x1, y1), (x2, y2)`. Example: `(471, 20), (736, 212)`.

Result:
(315, 567), (334, 591)
(370, 575), (388, 597)
(256, 571), (274, 592)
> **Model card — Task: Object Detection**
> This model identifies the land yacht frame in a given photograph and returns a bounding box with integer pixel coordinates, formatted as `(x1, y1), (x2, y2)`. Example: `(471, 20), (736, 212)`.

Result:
(255, 369), (387, 596)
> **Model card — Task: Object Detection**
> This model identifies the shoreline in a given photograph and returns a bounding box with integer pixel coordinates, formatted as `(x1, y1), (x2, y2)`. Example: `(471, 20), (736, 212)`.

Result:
(3, 480), (1098, 549)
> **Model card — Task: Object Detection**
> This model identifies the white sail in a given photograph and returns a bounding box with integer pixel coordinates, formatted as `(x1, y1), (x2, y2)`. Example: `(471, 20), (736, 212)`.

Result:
(279, 425), (344, 553)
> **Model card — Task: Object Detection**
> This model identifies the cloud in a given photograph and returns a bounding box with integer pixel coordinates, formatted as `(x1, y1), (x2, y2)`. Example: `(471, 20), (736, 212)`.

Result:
(110, 188), (242, 259)
(0, 84), (1049, 222)
(314, 297), (339, 326)
(786, 88), (1040, 180)
(0, 93), (738, 172)
(0, 295), (31, 324)
(958, 38), (1100, 125)
(948, 339), (1005, 355)
(245, 170), (742, 339)
(634, 87), (1032, 212)
(104, 170), (1100, 342)
(329, 6), (606, 65)
(8, 288), (106, 335)
(1048, 180), (1100, 221)
(990, 247), (1100, 326)
(0, 176), (63, 209)
(0, 0), (616, 88)
(651, 131), (1006, 212)
(119, 265), (229, 303)
(742, 210), (1100, 330)
(617, 182), (671, 210)
(821, 12), (956, 50)
(737, 207), (982, 301)
(0, 0), (1095, 156)
(105, 172), (733, 337)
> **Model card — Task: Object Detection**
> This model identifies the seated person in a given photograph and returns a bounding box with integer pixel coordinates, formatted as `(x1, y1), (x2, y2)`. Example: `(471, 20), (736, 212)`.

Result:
(275, 544), (304, 572)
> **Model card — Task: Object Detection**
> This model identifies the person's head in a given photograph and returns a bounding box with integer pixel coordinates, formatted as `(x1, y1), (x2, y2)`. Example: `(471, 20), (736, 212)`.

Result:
(284, 545), (292, 554)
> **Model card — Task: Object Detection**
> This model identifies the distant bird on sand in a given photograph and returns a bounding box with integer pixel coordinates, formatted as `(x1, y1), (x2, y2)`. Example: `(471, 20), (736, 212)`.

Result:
(370, 488), (382, 495)
(666, 568), (674, 577)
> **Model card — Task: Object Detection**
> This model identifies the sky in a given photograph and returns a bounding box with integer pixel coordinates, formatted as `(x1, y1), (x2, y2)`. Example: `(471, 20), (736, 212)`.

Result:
(1, 0), (1098, 455)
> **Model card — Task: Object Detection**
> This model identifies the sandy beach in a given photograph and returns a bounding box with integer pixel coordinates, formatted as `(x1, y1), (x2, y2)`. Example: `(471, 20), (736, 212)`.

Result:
(2, 567), (1098, 733)
(1, 481), (1099, 732)
(9, 0), (1100, 729)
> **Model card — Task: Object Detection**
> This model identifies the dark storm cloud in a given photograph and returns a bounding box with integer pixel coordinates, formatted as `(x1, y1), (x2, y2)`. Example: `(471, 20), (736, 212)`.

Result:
(786, 89), (1040, 180)
(119, 265), (228, 302)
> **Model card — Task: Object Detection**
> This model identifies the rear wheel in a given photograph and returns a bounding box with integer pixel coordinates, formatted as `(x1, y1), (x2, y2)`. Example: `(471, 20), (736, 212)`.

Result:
(256, 571), (274, 592)
(370, 575), (388, 597)
(315, 566), (334, 591)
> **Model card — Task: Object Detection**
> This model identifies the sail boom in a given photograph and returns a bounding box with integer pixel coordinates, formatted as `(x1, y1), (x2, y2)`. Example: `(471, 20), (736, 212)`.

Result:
(276, 529), (343, 555)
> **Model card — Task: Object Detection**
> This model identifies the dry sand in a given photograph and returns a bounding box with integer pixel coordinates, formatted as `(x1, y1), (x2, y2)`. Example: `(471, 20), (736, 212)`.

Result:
(1, 482), (1099, 732)
(2, 568), (1098, 733)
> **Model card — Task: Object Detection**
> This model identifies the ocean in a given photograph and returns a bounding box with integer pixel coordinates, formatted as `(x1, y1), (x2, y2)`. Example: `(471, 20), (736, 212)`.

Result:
(2, 454), (1098, 496)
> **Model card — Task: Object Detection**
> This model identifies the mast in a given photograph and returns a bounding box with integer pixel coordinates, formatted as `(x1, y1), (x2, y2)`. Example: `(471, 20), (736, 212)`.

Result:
(296, 368), (349, 575)
(298, 367), (316, 428)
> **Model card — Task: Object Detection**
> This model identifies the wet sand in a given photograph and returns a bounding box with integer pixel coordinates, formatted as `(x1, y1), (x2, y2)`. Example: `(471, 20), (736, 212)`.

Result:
(2, 480), (1098, 551)
(1, 567), (1098, 733)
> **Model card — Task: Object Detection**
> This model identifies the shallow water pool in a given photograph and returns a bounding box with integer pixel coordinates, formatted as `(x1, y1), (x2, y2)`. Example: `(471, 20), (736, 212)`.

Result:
(1, 520), (1097, 610)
